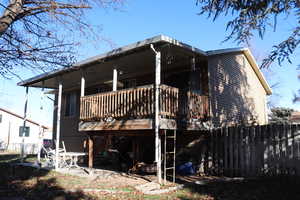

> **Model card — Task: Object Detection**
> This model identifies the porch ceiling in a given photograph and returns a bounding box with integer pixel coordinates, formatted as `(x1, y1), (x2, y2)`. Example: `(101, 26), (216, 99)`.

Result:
(17, 35), (207, 89)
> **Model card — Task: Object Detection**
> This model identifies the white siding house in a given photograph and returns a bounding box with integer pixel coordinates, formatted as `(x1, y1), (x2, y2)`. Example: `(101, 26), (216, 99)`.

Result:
(0, 108), (50, 154)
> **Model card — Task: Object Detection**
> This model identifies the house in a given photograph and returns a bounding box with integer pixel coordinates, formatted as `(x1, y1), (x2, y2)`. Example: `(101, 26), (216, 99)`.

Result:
(0, 108), (50, 154)
(290, 111), (300, 124)
(17, 35), (271, 181)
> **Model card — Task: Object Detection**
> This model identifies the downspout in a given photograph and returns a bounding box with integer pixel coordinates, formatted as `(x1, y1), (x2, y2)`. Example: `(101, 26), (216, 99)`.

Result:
(150, 44), (162, 184)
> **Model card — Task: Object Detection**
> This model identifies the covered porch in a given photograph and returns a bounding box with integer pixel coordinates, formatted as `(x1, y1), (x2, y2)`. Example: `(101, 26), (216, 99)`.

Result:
(17, 35), (211, 184)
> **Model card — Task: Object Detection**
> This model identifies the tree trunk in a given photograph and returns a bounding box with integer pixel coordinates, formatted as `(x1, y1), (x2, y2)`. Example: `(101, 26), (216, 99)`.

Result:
(0, 0), (24, 37)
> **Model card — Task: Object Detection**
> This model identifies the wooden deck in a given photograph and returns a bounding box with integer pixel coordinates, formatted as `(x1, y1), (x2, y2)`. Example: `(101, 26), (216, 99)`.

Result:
(79, 84), (209, 131)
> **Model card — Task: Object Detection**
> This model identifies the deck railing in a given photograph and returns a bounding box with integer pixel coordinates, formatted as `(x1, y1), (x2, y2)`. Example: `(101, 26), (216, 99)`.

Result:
(80, 84), (208, 121)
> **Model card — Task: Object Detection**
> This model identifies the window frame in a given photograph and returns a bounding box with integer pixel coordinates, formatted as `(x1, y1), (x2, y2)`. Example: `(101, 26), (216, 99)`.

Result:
(64, 92), (77, 117)
(19, 126), (30, 137)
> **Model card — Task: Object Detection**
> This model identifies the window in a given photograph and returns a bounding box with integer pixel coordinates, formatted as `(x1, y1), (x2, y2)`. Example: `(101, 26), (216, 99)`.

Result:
(65, 92), (77, 116)
(0, 114), (2, 123)
(19, 126), (30, 137)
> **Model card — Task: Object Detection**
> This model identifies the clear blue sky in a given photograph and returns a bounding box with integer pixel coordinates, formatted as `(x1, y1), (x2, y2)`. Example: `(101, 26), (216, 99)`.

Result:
(0, 0), (299, 126)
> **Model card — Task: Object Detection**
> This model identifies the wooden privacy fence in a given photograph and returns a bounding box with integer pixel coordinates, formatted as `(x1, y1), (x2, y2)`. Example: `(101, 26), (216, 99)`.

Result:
(202, 124), (300, 177)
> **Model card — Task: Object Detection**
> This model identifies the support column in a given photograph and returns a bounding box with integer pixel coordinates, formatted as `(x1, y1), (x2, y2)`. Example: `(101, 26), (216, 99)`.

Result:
(81, 70), (85, 97)
(21, 87), (29, 162)
(88, 135), (94, 168)
(151, 44), (162, 184)
(113, 68), (118, 91)
(55, 80), (63, 171)
(37, 82), (45, 163)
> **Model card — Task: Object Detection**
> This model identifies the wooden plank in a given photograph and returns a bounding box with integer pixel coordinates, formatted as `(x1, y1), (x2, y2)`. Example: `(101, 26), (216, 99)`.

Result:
(283, 124), (289, 174)
(234, 126), (239, 176)
(286, 124), (292, 175)
(292, 125), (298, 175)
(214, 129), (219, 175)
(279, 124), (283, 174)
(244, 127), (249, 176)
(239, 126), (244, 176)
(219, 127), (224, 175)
(211, 129), (216, 175)
(249, 126), (254, 176)
(79, 119), (154, 131)
(229, 127), (234, 177)
(255, 125), (262, 176)
(224, 127), (228, 176)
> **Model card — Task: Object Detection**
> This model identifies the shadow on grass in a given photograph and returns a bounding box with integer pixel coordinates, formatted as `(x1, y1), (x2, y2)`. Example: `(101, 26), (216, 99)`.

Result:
(177, 176), (300, 200)
(0, 154), (97, 200)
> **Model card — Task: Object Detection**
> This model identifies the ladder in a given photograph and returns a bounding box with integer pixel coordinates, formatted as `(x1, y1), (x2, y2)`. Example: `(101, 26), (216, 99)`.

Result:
(163, 129), (176, 184)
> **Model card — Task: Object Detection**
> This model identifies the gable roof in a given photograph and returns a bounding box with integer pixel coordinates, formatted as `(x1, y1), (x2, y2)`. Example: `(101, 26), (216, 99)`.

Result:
(207, 48), (272, 95)
(0, 108), (49, 129)
(17, 35), (271, 95)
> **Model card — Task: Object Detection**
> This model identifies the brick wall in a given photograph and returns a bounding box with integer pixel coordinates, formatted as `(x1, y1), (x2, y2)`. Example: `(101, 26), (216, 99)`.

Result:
(208, 53), (267, 127)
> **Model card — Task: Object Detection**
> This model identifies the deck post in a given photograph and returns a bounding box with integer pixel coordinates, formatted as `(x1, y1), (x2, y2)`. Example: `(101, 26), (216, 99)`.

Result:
(55, 79), (63, 171)
(151, 44), (162, 184)
(113, 68), (118, 91)
(81, 70), (85, 97)
(88, 134), (94, 168)
(37, 82), (45, 163)
(21, 86), (29, 162)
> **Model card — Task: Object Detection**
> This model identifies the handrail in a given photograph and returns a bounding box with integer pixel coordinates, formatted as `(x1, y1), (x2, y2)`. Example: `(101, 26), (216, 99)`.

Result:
(80, 84), (208, 122)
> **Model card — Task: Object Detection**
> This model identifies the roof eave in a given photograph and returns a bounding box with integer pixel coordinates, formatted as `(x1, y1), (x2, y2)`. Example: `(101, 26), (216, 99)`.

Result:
(18, 35), (207, 87)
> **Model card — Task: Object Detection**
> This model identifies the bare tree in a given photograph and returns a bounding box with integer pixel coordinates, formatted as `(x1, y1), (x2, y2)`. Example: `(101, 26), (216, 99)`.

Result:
(196, 0), (300, 101)
(196, 0), (300, 68)
(0, 0), (122, 78)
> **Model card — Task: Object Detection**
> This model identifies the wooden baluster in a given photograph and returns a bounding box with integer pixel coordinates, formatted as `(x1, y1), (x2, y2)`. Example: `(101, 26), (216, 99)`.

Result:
(132, 89), (135, 117)
(142, 88), (145, 117)
(88, 97), (90, 120)
(127, 90), (130, 116)
(146, 88), (149, 116)
(95, 95), (98, 120)
(130, 90), (133, 117)
(105, 94), (108, 117)
(138, 88), (141, 117)
(116, 92), (119, 118)
(80, 97), (82, 120)
(127, 90), (130, 117)
(107, 93), (109, 117)
(122, 91), (125, 117)
(168, 87), (171, 117)
(90, 96), (93, 119)
(125, 90), (128, 116)
(110, 93), (113, 117)
(160, 85), (163, 116)
(86, 97), (88, 120)
(121, 91), (123, 117)
(113, 92), (116, 118)
(98, 95), (101, 119)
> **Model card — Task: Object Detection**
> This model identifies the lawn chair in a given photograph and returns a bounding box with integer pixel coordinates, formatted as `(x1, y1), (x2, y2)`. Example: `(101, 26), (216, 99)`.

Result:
(42, 141), (69, 168)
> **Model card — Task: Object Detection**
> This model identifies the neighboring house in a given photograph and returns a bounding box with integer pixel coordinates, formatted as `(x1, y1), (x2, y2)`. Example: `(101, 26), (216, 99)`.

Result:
(18, 35), (272, 168)
(290, 111), (300, 124)
(0, 108), (50, 154)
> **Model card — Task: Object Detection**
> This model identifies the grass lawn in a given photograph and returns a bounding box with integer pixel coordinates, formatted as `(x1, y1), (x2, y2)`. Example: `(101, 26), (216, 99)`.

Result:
(1, 153), (300, 199)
